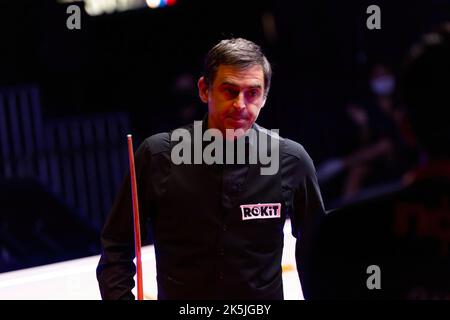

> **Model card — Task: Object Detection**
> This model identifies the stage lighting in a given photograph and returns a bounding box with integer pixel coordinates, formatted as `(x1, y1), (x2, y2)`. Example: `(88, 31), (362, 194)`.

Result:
(146, 0), (177, 9)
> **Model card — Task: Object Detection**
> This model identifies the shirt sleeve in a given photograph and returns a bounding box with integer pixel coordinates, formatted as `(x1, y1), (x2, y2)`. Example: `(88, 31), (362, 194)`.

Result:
(96, 139), (152, 300)
(289, 149), (326, 299)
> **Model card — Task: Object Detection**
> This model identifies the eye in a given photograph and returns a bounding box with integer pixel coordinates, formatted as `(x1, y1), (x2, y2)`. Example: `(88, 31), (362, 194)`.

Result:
(246, 89), (260, 99)
(223, 87), (239, 98)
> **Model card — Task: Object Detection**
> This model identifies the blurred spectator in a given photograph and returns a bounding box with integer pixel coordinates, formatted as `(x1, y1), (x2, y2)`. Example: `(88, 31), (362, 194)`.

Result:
(303, 22), (450, 300)
(171, 72), (204, 126)
(317, 63), (417, 205)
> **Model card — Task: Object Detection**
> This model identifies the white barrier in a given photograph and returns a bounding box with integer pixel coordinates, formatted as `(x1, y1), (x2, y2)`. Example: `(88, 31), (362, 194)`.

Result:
(0, 220), (303, 300)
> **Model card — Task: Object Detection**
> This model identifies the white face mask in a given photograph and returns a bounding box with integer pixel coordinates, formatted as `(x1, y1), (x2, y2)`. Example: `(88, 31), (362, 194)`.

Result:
(370, 75), (395, 96)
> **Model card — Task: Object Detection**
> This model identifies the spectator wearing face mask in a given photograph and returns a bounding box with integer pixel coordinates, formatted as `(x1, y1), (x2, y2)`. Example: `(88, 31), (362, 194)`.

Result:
(317, 63), (418, 206)
(304, 23), (450, 299)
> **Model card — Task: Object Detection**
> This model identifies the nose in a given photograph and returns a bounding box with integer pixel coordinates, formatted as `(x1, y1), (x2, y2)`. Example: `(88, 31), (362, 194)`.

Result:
(232, 92), (245, 110)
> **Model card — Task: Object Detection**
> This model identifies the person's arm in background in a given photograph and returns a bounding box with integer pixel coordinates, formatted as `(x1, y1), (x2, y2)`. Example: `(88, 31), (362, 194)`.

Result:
(96, 140), (152, 300)
(341, 138), (393, 199)
(316, 138), (393, 183)
(288, 147), (326, 300)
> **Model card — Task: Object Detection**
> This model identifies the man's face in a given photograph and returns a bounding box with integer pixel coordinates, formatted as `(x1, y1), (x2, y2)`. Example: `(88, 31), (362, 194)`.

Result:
(198, 64), (266, 135)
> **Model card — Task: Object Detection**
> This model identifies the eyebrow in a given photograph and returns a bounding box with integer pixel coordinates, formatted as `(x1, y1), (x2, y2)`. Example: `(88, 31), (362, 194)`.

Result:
(220, 81), (263, 90)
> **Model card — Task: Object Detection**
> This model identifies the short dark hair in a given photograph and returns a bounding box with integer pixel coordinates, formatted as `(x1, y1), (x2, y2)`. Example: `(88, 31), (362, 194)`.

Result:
(402, 22), (450, 158)
(203, 38), (272, 96)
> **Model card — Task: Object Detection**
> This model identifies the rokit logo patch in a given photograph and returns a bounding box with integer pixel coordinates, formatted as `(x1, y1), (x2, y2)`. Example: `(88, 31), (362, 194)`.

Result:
(240, 203), (281, 220)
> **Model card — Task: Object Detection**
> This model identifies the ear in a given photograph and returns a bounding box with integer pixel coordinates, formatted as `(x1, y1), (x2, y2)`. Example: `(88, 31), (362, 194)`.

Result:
(198, 77), (209, 103)
(260, 96), (267, 108)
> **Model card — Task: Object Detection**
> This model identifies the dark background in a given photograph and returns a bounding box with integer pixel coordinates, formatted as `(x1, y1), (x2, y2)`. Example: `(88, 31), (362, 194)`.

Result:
(3, 0), (448, 154)
(0, 0), (449, 272)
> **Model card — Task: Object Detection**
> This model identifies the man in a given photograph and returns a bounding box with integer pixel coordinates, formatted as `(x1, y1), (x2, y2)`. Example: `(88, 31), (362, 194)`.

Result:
(303, 23), (450, 299)
(96, 38), (325, 300)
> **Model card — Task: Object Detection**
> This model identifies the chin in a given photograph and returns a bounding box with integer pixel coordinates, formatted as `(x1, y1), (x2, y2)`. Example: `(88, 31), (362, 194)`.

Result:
(227, 123), (248, 132)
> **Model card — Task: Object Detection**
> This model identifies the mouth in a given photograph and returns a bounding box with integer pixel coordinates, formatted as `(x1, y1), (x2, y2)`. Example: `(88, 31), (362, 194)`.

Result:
(227, 114), (248, 121)
(227, 116), (247, 124)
